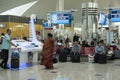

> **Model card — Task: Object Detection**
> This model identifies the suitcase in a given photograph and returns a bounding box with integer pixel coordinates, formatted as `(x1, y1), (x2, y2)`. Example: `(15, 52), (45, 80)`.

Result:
(71, 52), (80, 62)
(59, 48), (68, 62)
(98, 54), (107, 64)
(53, 57), (58, 63)
(53, 54), (58, 64)
(94, 53), (99, 63)
(115, 50), (120, 59)
(11, 59), (19, 69)
(11, 49), (20, 69)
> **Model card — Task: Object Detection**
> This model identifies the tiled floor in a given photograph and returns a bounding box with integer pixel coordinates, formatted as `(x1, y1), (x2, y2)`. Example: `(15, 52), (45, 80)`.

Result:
(0, 60), (120, 80)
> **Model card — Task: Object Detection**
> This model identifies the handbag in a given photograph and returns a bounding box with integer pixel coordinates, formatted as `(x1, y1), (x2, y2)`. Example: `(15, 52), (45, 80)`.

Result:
(53, 54), (58, 63)
(53, 57), (58, 63)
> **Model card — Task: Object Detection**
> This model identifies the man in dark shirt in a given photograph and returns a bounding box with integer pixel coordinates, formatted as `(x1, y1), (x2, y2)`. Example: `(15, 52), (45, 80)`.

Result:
(73, 33), (79, 42)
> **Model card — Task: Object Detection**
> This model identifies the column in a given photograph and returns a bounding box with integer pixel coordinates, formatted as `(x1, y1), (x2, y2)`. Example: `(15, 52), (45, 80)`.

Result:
(56, 0), (64, 11)
(118, 25), (120, 44)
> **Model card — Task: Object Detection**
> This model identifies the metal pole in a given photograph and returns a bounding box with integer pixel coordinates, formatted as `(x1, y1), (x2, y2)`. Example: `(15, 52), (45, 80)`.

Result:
(101, 24), (103, 40)
(86, 4), (89, 41)
(108, 4), (112, 45)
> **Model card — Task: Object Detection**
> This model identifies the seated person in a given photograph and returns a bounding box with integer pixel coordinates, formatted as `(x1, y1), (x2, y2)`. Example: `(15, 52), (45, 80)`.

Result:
(85, 41), (90, 47)
(82, 40), (85, 47)
(90, 39), (97, 47)
(95, 42), (105, 54)
(63, 43), (71, 55)
(94, 41), (105, 63)
(70, 41), (81, 62)
(71, 41), (81, 55)
(82, 40), (90, 47)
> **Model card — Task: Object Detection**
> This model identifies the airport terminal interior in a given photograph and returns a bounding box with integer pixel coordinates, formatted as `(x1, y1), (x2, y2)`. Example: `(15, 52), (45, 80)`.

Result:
(0, 0), (120, 80)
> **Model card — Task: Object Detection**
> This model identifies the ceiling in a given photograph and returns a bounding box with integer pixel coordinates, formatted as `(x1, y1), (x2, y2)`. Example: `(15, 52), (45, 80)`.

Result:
(0, 0), (120, 23)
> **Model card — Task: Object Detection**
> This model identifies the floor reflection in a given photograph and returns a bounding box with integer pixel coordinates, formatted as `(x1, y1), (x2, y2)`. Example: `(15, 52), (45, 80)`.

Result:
(0, 60), (120, 80)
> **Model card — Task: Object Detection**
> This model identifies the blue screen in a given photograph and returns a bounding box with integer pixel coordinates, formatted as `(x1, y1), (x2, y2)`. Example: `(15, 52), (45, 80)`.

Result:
(98, 13), (108, 25)
(48, 12), (72, 24)
(110, 10), (120, 22)
(42, 22), (48, 27)
(42, 21), (53, 28)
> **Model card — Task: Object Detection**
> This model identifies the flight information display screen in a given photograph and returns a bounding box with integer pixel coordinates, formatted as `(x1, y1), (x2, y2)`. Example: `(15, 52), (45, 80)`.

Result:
(48, 11), (72, 24)
(98, 13), (108, 25)
(110, 10), (120, 22)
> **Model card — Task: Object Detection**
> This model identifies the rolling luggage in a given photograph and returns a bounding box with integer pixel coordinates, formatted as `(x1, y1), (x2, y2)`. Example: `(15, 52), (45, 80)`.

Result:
(59, 48), (68, 62)
(98, 54), (107, 64)
(115, 50), (120, 59)
(11, 59), (19, 69)
(11, 48), (20, 69)
(71, 52), (80, 62)
(94, 53), (99, 63)
(53, 54), (58, 64)
(53, 57), (58, 64)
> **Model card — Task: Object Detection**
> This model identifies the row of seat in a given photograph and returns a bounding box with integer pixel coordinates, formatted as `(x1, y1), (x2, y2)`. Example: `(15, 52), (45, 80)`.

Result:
(81, 46), (118, 57)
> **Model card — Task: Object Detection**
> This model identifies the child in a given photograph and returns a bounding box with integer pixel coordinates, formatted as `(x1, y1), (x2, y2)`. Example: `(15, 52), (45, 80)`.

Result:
(88, 54), (94, 63)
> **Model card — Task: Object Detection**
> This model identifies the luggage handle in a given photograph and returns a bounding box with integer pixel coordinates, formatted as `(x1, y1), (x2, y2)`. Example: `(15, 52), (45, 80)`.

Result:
(11, 48), (21, 52)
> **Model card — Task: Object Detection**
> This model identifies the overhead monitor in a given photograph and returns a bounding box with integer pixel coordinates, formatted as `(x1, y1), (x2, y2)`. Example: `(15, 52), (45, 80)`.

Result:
(110, 10), (120, 22)
(98, 13), (108, 25)
(42, 21), (53, 30)
(47, 11), (73, 24)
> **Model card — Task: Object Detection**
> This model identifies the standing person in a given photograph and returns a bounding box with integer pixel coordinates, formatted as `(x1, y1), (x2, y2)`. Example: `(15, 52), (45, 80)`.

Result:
(40, 33), (54, 69)
(0, 29), (17, 69)
(73, 33), (79, 42)
(22, 33), (27, 41)
(65, 36), (69, 44)
(36, 31), (42, 41)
